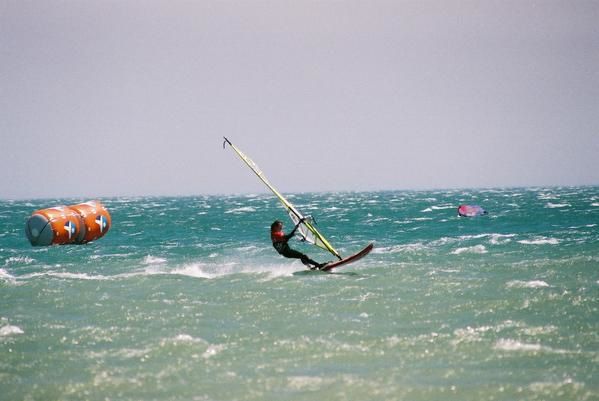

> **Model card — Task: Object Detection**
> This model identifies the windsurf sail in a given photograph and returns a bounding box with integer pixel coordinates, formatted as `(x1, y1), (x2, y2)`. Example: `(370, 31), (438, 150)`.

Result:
(223, 137), (342, 260)
(458, 204), (487, 217)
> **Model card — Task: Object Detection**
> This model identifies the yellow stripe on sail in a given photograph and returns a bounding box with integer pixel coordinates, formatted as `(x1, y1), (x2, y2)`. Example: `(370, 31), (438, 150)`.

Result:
(303, 220), (340, 259)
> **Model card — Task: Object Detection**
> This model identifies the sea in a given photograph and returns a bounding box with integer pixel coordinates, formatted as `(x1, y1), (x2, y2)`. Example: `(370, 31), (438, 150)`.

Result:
(1, 187), (597, 401)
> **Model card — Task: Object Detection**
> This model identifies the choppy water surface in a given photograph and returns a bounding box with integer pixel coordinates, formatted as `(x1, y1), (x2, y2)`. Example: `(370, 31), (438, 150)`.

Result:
(1, 187), (598, 400)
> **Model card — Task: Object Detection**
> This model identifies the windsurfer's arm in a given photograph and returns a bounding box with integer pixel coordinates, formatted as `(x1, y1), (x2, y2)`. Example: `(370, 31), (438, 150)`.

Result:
(285, 218), (305, 240)
(285, 226), (298, 240)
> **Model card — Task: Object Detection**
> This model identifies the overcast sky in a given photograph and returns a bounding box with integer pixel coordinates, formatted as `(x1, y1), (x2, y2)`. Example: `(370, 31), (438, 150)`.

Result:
(1, 1), (598, 199)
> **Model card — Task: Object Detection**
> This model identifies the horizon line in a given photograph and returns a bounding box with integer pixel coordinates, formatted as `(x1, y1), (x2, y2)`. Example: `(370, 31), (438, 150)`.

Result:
(2, 183), (598, 202)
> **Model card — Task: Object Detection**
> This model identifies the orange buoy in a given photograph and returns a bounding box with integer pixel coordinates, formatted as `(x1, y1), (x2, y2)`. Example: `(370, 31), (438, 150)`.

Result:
(69, 201), (112, 243)
(25, 201), (111, 246)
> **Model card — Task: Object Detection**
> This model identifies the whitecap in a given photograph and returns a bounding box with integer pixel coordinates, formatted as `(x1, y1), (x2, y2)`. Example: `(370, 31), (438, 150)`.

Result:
(494, 339), (571, 354)
(453, 325), (494, 344)
(529, 378), (584, 393)
(430, 237), (459, 246)
(538, 193), (559, 200)
(431, 205), (455, 210)
(170, 261), (298, 281)
(170, 263), (222, 279)
(452, 321), (523, 345)
(521, 325), (558, 336)
(287, 376), (334, 391)
(0, 325), (24, 337)
(4, 256), (35, 266)
(506, 280), (550, 288)
(224, 206), (256, 214)
(518, 237), (560, 245)
(173, 334), (201, 342)
(143, 255), (167, 265)
(0, 268), (17, 284)
(458, 234), (489, 240)
(367, 217), (391, 223)
(160, 334), (208, 347)
(374, 243), (428, 254)
(89, 253), (131, 260)
(19, 271), (140, 282)
(38, 272), (111, 281)
(202, 344), (226, 359)
(545, 202), (570, 208)
(494, 339), (543, 352)
(451, 245), (487, 255)
(489, 234), (516, 244)
(235, 245), (260, 252)
(457, 233), (515, 244)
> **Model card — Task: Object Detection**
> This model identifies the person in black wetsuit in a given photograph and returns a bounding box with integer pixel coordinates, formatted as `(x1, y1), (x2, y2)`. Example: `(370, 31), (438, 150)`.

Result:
(270, 220), (324, 269)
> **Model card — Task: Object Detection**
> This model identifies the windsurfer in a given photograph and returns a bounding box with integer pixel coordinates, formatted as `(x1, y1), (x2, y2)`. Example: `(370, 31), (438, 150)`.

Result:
(270, 220), (324, 269)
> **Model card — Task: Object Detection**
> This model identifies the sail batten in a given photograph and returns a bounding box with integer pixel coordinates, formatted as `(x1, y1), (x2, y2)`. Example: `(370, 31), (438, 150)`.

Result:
(224, 137), (342, 260)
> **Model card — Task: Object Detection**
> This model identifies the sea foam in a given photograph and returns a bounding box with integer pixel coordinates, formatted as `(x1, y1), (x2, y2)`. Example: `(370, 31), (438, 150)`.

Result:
(451, 245), (487, 255)
(507, 280), (550, 288)
(4, 256), (35, 266)
(0, 324), (24, 337)
(225, 206), (256, 214)
(494, 339), (543, 352)
(143, 255), (167, 265)
(518, 237), (560, 245)
(0, 268), (17, 284)
(494, 339), (570, 354)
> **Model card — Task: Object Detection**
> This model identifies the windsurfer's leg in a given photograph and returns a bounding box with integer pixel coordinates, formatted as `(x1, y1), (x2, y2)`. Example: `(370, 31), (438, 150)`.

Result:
(301, 255), (322, 267)
(282, 248), (321, 268)
(281, 248), (305, 260)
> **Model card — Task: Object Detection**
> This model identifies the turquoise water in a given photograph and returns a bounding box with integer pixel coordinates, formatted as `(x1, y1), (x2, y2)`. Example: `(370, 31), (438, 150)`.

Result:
(1, 187), (598, 400)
